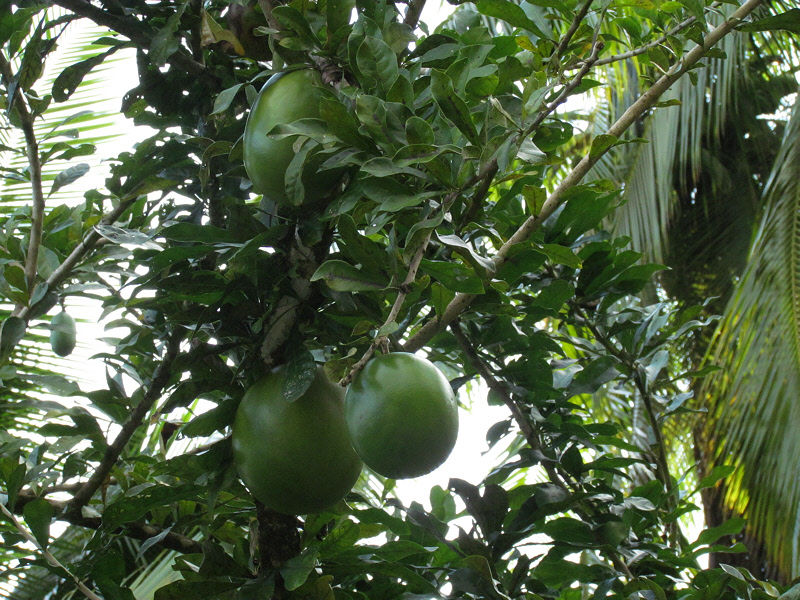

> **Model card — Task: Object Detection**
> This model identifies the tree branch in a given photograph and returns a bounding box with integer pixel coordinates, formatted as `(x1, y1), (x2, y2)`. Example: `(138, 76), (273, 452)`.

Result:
(0, 53), (46, 302)
(524, 40), (604, 140)
(578, 12), (700, 69)
(404, 0), (765, 353)
(51, 0), (213, 82)
(404, 0), (427, 29)
(552, 0), (595, 62)
(16, 183), (150, 322)
(14, 490), (203, 555)
(448, 321), (569, 488)
(340, 159), (501, 386)
(68, 330), (183, 511)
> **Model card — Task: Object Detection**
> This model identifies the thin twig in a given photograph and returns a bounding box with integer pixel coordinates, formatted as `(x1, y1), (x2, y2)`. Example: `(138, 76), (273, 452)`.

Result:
(16, 183), (150, 321)
(404, 0), (765, 353)
(575, 310), (682, 546)
(449, 321), (636, 577)
(69, 330), (183, 511)
(338, 227), (432, 387)
(0, 501), (103, 600)
(552, 0), (595, 62)
(584, 14), (698, 69)
(523, 40), (605, 140)
(448, 322), (567, 487)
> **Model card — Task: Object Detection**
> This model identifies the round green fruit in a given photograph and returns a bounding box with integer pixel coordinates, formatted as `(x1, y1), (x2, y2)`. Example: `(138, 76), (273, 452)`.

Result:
(243, 69), (341, 206)
(231, 366), (362, 515)
(50, 310), (76, 357)
(345, 353), (459, 479)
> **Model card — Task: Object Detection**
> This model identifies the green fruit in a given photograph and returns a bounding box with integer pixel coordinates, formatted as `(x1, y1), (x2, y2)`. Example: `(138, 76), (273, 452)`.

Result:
(231, 366), (362, 514)
(345, 353), (459, 479)
(243, 69), (342, 206)
(50, 310), (76, 357)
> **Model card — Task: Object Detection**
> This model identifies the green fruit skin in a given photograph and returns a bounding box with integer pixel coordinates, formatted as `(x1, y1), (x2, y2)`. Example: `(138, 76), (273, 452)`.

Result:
(345, 353), (459, 480)
(50, 311), (76, 357)
(232, 366), (362, 515)
(243, 69), (341, 205)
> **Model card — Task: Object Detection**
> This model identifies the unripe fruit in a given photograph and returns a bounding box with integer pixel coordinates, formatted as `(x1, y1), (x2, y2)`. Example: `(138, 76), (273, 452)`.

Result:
(50, 310), (76, 357)
(345, 353), (459, 479)
(231, 366), (362, 514)
(243, 69), (342, 206)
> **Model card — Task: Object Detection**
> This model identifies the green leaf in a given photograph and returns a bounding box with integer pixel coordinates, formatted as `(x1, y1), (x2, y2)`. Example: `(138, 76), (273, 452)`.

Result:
(538, 243), (582, 268)
(430, 69), (478, 145)
(696, 465), (736, 491)
(52, 46), (120, 102)
(94, 225), (161, 248)
(739, 8), (800, 34)
(437, 233), (495, 273)
(533, 120), (573, 152)
(692, 518), (746, 549)
(310, 260), (389, 292)
(431, 282), (455, 319)
(357, 36), (399, 95)
(49, 163), (90, 197)
(319, 97), (373, 150)
(328, 0), (356, 40)
(280, 548), (319, 591)
(362, 177), (439, 211)
(24, 374), (80, 396)
(272, 6), (320, 49)
(0, 316), (26, 358)
(476, 0), (546, 38)
(150, 0), (189, 65)
(541, 517), (594, 545)
(590, 134), (618, 160)
(103, 484), (203, 532)
(283, 349), (317, 402)
(420, 259), (484, 294)
(2, 463), (26, 513)
(23, 497), (54, 550)
(154, 581), (242, 600)
(210, 83), (244, 116)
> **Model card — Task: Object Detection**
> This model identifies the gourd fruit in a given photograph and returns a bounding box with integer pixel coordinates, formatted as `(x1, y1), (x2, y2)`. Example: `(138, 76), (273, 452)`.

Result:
(344, 353), (459, 479)
(243, 69), (341, 206)
(50, 310), (76, 357)
(231, 365), (362, 514)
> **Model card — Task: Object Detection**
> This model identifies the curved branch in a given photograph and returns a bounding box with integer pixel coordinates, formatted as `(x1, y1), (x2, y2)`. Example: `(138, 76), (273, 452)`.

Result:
(405, 0), (765, 353)
(68, 330), (183, 511)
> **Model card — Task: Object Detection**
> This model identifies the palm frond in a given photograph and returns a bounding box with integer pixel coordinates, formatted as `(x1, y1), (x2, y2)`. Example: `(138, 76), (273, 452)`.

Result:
(700, 89), (800, 578)
(592, 5), (746, 264)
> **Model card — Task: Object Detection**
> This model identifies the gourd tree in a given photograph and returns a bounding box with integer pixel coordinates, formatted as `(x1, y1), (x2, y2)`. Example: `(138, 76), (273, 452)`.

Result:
(1, 0), (798, 599)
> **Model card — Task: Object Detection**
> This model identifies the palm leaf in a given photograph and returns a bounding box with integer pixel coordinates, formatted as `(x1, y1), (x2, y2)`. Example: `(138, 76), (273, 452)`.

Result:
(592, 5), (747, 264)
(700, 90), (800, 578)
